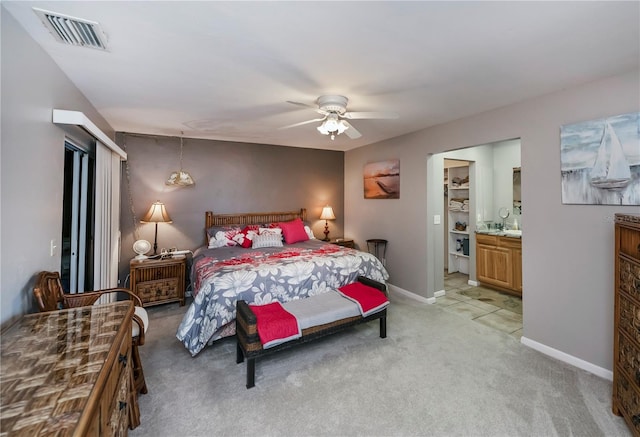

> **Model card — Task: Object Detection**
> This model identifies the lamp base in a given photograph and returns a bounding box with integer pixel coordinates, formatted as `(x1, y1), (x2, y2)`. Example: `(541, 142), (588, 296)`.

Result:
(153, 223), (158, 255)
(323, 221), (330, 241)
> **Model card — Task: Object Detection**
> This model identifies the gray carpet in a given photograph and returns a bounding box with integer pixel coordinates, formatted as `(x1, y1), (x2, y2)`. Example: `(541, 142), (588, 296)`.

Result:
(130, 291), (630, 437)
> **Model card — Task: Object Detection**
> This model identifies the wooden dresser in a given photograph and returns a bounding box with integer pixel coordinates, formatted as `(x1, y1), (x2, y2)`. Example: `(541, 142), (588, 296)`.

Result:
(1, 301), (134, 436)
(130, 257), (186, 307)
(613, 213), (640, 436)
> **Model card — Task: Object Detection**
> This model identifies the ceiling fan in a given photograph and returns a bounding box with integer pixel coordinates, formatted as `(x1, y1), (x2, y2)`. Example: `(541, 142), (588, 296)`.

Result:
(279, 95), (399, 140)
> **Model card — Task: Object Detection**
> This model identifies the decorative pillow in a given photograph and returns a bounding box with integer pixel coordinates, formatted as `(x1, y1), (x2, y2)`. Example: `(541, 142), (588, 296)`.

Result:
(251, 233), (283, 249)
(279, 218), (309, 244)
(233, 225), (260, 248)
(207, 226), (242, 248)
(304, 225), (315, 240)
(259, 227), (283, 236)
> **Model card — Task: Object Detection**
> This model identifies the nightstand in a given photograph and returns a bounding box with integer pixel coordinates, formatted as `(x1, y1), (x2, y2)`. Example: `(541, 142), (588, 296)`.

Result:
(330, 238), (355, 249)
(130, 257), (186, 307)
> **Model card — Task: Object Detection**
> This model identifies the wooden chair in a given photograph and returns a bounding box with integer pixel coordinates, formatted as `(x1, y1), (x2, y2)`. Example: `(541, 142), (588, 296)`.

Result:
(33, 271), (148, 428)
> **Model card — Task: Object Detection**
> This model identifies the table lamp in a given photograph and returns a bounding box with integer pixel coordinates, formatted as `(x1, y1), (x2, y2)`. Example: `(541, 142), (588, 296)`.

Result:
(320, 205), (336, 241)
(141, 201), (172, 255)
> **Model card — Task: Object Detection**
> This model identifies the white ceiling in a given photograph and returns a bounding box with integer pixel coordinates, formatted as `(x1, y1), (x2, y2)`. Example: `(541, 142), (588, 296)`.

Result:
(4, 1), (639, 152)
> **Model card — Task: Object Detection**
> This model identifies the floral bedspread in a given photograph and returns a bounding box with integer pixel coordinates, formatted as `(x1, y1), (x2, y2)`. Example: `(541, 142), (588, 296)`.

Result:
(176, 240), (389, 356)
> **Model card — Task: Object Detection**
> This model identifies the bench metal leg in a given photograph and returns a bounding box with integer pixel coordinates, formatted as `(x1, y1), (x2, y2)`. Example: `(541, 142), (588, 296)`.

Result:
(380, 316), (387, 338)
(236, 341), (244, 364)
(246, 358), (255, 389)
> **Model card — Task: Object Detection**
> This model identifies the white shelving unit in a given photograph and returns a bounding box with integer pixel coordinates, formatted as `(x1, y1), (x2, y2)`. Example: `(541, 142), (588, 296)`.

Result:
(446, 162), (471, 274)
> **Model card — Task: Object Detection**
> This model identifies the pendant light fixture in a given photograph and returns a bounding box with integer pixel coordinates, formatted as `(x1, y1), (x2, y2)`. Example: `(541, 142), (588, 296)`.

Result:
(166, 133), (195, 187)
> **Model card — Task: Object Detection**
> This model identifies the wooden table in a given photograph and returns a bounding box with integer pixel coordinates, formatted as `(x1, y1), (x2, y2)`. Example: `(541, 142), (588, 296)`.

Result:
(1, 301), (135, 436)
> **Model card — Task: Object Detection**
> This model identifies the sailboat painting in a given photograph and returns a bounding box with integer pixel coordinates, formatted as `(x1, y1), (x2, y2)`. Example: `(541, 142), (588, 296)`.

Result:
(560, 112), (640, 205)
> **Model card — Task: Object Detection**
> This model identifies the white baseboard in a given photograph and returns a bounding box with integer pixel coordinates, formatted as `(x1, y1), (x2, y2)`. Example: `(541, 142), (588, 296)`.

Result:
(468, 279), (479, 286)
(520, 336), (613, 381)
(434, 289), (446, 298)
(387, 283), (435, 304)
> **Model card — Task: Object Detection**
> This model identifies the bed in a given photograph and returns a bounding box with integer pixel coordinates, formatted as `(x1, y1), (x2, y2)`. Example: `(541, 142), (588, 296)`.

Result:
(176, 208), (389, 356)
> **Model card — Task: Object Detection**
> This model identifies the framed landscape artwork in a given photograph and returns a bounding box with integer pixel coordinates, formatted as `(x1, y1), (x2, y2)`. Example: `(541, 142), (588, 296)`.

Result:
(364, 160), (400, 199)
(560, 112), (640, 205)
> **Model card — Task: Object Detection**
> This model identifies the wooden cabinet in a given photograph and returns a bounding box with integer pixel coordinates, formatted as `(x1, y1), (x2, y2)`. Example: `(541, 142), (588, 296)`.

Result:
(130, 257), (186, 307)
(476, 233), (522, 295)
(613, 213), (640, 436)
(1, 302), (135, 436)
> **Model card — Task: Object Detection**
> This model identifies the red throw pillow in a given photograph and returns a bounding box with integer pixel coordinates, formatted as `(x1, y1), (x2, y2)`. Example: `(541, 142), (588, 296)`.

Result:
(278, 218), (309, 244)
(235, 225), (259, 248)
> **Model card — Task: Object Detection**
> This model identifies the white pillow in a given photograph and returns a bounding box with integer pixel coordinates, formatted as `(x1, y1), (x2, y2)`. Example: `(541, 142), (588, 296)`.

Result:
(208, 232), (230, 249)
(259, 227), (282, 236)
(304, 225), (316, 240)
(252, 233), (283, 248)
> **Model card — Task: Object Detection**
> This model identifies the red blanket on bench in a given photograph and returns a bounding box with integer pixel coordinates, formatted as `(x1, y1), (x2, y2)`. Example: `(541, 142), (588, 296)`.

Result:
(249, 302), (301, 348)
(337, 282), (389, 317)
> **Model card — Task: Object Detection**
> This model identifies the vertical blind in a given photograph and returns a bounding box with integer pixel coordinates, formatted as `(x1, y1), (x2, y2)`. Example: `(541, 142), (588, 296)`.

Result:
(94, 142), (121, 297)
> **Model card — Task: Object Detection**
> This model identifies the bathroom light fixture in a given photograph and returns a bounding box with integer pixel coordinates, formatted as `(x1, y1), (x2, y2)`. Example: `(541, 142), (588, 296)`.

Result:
(319, 205), (336, 241)
(166, 134), (195, 187)
(317, 114), (349, 140)
(141, 201), (172, 255)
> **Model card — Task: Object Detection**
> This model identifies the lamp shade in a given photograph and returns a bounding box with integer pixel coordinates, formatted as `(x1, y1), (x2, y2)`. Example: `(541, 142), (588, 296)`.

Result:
(320, 206), (336, 220)
(141, 201), (172, 223)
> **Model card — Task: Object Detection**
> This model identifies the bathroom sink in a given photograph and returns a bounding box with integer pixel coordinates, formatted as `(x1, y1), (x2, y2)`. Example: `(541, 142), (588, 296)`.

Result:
(503, 230), (522, 237)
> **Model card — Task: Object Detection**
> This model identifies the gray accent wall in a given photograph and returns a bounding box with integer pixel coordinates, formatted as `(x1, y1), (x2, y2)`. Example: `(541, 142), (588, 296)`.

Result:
(1, 9), (115, 327)
(117, 134), (344, 285)
(345, 70), (639, 372)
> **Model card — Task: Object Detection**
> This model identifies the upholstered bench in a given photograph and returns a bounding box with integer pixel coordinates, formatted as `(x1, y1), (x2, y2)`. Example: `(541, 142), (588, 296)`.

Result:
(236, 276), (388, 388)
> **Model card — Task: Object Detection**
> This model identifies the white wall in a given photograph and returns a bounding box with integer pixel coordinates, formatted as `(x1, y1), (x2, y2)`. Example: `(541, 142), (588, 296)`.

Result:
(345, 70), (639, 372)
(1, 9), (115, 327)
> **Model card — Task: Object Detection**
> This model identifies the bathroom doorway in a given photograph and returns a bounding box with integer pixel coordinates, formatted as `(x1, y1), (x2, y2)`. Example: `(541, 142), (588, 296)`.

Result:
(429, 139), (523, 337)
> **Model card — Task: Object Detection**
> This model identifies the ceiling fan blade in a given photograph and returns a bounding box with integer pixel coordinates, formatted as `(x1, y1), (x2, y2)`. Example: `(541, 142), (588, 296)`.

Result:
(343, 111), (399, 120)
(286, 101), (328, 116)
(343, 121), (362, 139)
(278, 117), (326, 130)
(286, 100), (317, 109)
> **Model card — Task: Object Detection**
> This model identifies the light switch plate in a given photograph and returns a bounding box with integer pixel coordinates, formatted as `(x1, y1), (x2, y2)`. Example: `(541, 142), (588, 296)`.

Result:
(433, 215), (441, 225)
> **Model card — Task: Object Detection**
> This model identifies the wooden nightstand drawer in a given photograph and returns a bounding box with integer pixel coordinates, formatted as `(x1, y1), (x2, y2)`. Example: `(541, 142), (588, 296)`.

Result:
(137, 278), (179, 303)
(130, 257), (186, 307)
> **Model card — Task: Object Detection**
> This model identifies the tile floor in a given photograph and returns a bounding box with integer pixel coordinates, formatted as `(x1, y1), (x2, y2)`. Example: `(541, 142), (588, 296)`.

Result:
(437, 272), (523, 339)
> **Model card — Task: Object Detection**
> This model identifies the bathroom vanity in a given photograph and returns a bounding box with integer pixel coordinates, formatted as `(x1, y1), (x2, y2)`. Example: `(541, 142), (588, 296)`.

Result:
(476, 232), (522, 295)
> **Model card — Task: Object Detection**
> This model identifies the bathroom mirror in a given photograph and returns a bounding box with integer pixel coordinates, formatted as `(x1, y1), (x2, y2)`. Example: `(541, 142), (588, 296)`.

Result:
(513, 167), (521, 214)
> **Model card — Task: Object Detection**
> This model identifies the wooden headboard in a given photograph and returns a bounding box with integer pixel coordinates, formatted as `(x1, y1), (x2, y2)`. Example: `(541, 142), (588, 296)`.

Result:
(205, 208), (307, 242)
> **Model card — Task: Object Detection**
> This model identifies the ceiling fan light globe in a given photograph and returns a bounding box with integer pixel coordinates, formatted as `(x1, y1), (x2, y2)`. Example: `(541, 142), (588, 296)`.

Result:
(324, 119), (339, 132)
(336, 120), (348, 134)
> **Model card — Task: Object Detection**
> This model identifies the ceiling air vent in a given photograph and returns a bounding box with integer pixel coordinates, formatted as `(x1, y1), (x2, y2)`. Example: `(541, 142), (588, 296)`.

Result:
(33, 8), (108, 51)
